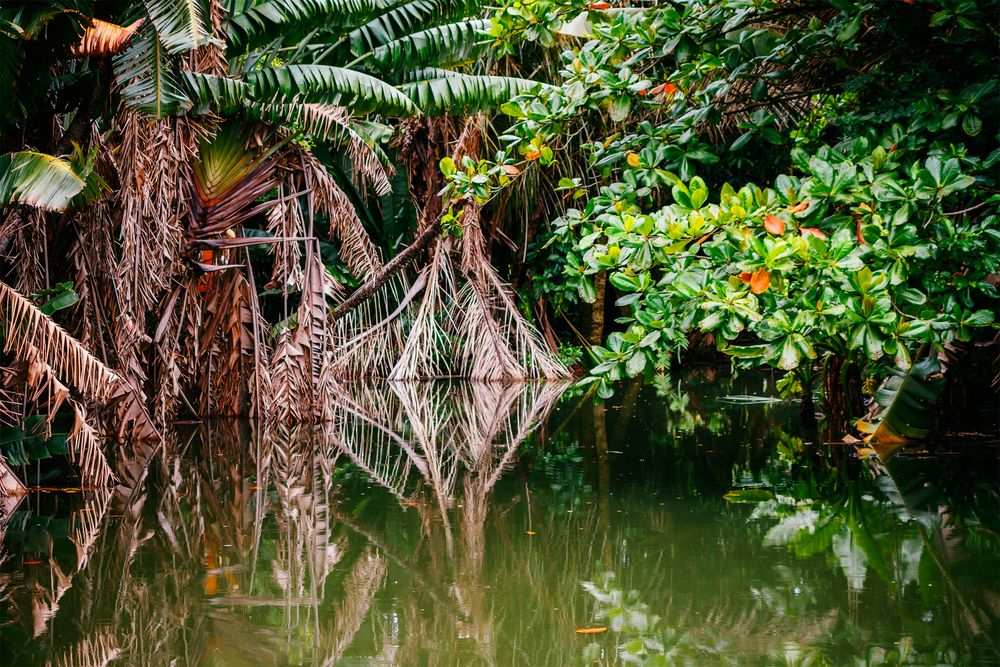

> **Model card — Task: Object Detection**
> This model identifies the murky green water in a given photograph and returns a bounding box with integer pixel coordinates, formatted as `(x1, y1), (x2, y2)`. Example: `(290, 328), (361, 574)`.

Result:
(1, 373), (997, 665)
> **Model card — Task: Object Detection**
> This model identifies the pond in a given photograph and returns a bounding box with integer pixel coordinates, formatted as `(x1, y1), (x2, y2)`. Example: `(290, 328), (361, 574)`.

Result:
(0, 372), (997, 665)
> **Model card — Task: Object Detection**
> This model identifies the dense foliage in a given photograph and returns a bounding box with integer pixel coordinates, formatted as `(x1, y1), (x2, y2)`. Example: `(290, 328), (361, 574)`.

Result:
(444, 0), (1000, 426)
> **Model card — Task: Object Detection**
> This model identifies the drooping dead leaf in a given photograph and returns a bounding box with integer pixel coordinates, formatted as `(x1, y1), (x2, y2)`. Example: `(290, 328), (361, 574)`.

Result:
(749, 268), (770, 294)
(763, 215), (785, 235)
(70, 19), (143, 58)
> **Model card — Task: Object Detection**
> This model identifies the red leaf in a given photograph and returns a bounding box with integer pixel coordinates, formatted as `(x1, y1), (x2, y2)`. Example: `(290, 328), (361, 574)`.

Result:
(501, 164), (521, 176)
(739, 272), (752, 284)
(763, 215), (785, 235)
(799, 227), (827, 241)
(662, 83), (679, 96)
(750, 268), (770, 294)
(587, 2), (611, 9)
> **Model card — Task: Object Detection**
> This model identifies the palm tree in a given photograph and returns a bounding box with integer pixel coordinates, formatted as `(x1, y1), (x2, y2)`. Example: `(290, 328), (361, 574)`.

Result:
(0, 0), (567, 492)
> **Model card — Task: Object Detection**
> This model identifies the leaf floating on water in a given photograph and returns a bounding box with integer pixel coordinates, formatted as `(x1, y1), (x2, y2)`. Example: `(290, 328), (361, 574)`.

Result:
(575, 627), (608, 634)
(526, 530), (537, 535)
(401, 501), (418, 507)
(723, 489), (775, 503)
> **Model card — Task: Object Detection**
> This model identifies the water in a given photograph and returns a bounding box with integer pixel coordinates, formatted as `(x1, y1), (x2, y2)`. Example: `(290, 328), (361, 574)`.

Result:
(0, 373), (997, 665)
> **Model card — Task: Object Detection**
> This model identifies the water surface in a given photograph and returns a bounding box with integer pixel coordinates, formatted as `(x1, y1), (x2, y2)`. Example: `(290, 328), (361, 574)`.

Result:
(1, 373), (997, 665)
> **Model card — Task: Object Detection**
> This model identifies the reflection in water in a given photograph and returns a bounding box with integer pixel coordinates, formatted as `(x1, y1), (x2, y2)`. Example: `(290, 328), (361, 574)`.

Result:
(0, 374), (996, 666)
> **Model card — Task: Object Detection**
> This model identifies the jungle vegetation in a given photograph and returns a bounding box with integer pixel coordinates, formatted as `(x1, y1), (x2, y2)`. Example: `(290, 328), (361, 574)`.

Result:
(0, 0), (998, 491)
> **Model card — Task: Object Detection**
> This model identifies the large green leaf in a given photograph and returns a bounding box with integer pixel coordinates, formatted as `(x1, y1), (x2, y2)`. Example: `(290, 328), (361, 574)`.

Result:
(247, 64), (418, 116)
(182, 71), (248, 113)
(227, 0), (387, 49)
(400, 74), (546, 115)
(857, 356), (946, 447)
(0, 151), (85, 211)
(348, 0), (478, 54)
(143, 0), (213, 53)
(368, 19), (490, 70)
(113, 27), (192, 118)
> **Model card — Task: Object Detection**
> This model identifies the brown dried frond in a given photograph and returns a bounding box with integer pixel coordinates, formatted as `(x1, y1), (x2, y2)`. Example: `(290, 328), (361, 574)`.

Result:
(0, 281), (119, 402)
(0, 455), (25, 496)
(69, 19), (142, 58)
(299, 150), (383, 279)
(388, 240), (459, 380)
(264, 180), (307, 293)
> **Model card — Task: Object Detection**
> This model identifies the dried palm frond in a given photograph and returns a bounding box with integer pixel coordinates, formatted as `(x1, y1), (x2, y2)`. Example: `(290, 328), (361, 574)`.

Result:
(116, 111), (190, 314)
(300, 149), (382, 279)
(264, 179), (306, 293)
(256, 104), (394, 196)
(0, 455), (25, 496)
(69, 18), (143, 58)
(455, 211), (569, 381)
(389, 239), (459, 380)
(268, 245), (338, 424)
(10, 208), (46, 295)
(0, 280), (118, 401)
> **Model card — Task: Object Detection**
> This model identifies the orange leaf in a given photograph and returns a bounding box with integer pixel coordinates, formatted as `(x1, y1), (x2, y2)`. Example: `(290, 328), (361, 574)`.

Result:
(856, 218), (867, 245)
(739, 272), (752, 284)
(637, 88), (648, 96)
(749, 268), (770, 294)
(799, 227), (827, 240)
(763, 215), (785, 235)
(501, 164), (521, 176)
(662, 83), (680, 96)
(587, 2), (611, 9)
(70, 18), (143, 58)
(626, 152), (641, 167)
(526, 530), (537, 535)
(525, 150), (542, 161)
(401, 501), (418, 507)
(787, 201), (808, 213)
(576, 627), (608, 634)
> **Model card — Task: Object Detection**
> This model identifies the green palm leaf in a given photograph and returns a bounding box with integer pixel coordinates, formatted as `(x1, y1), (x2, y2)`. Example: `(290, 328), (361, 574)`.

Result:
(857, 356), (946, 446)
(182, 71), (248, 113)
(348, 0), (478, 54)
(0, 151), (85, 211)
(401, 74), (546, 115)
(143, 0), (213, 53)
(227, 0), (388, 49)
(247, 64), (418, 116)
(113, 27), (192, 118)
(368, 19), (490, 70)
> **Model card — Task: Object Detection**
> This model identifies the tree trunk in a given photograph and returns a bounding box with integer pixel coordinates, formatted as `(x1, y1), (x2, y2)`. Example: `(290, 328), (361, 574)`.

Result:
(587, 272), (606, 346)
(824, 355), (863, 438)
